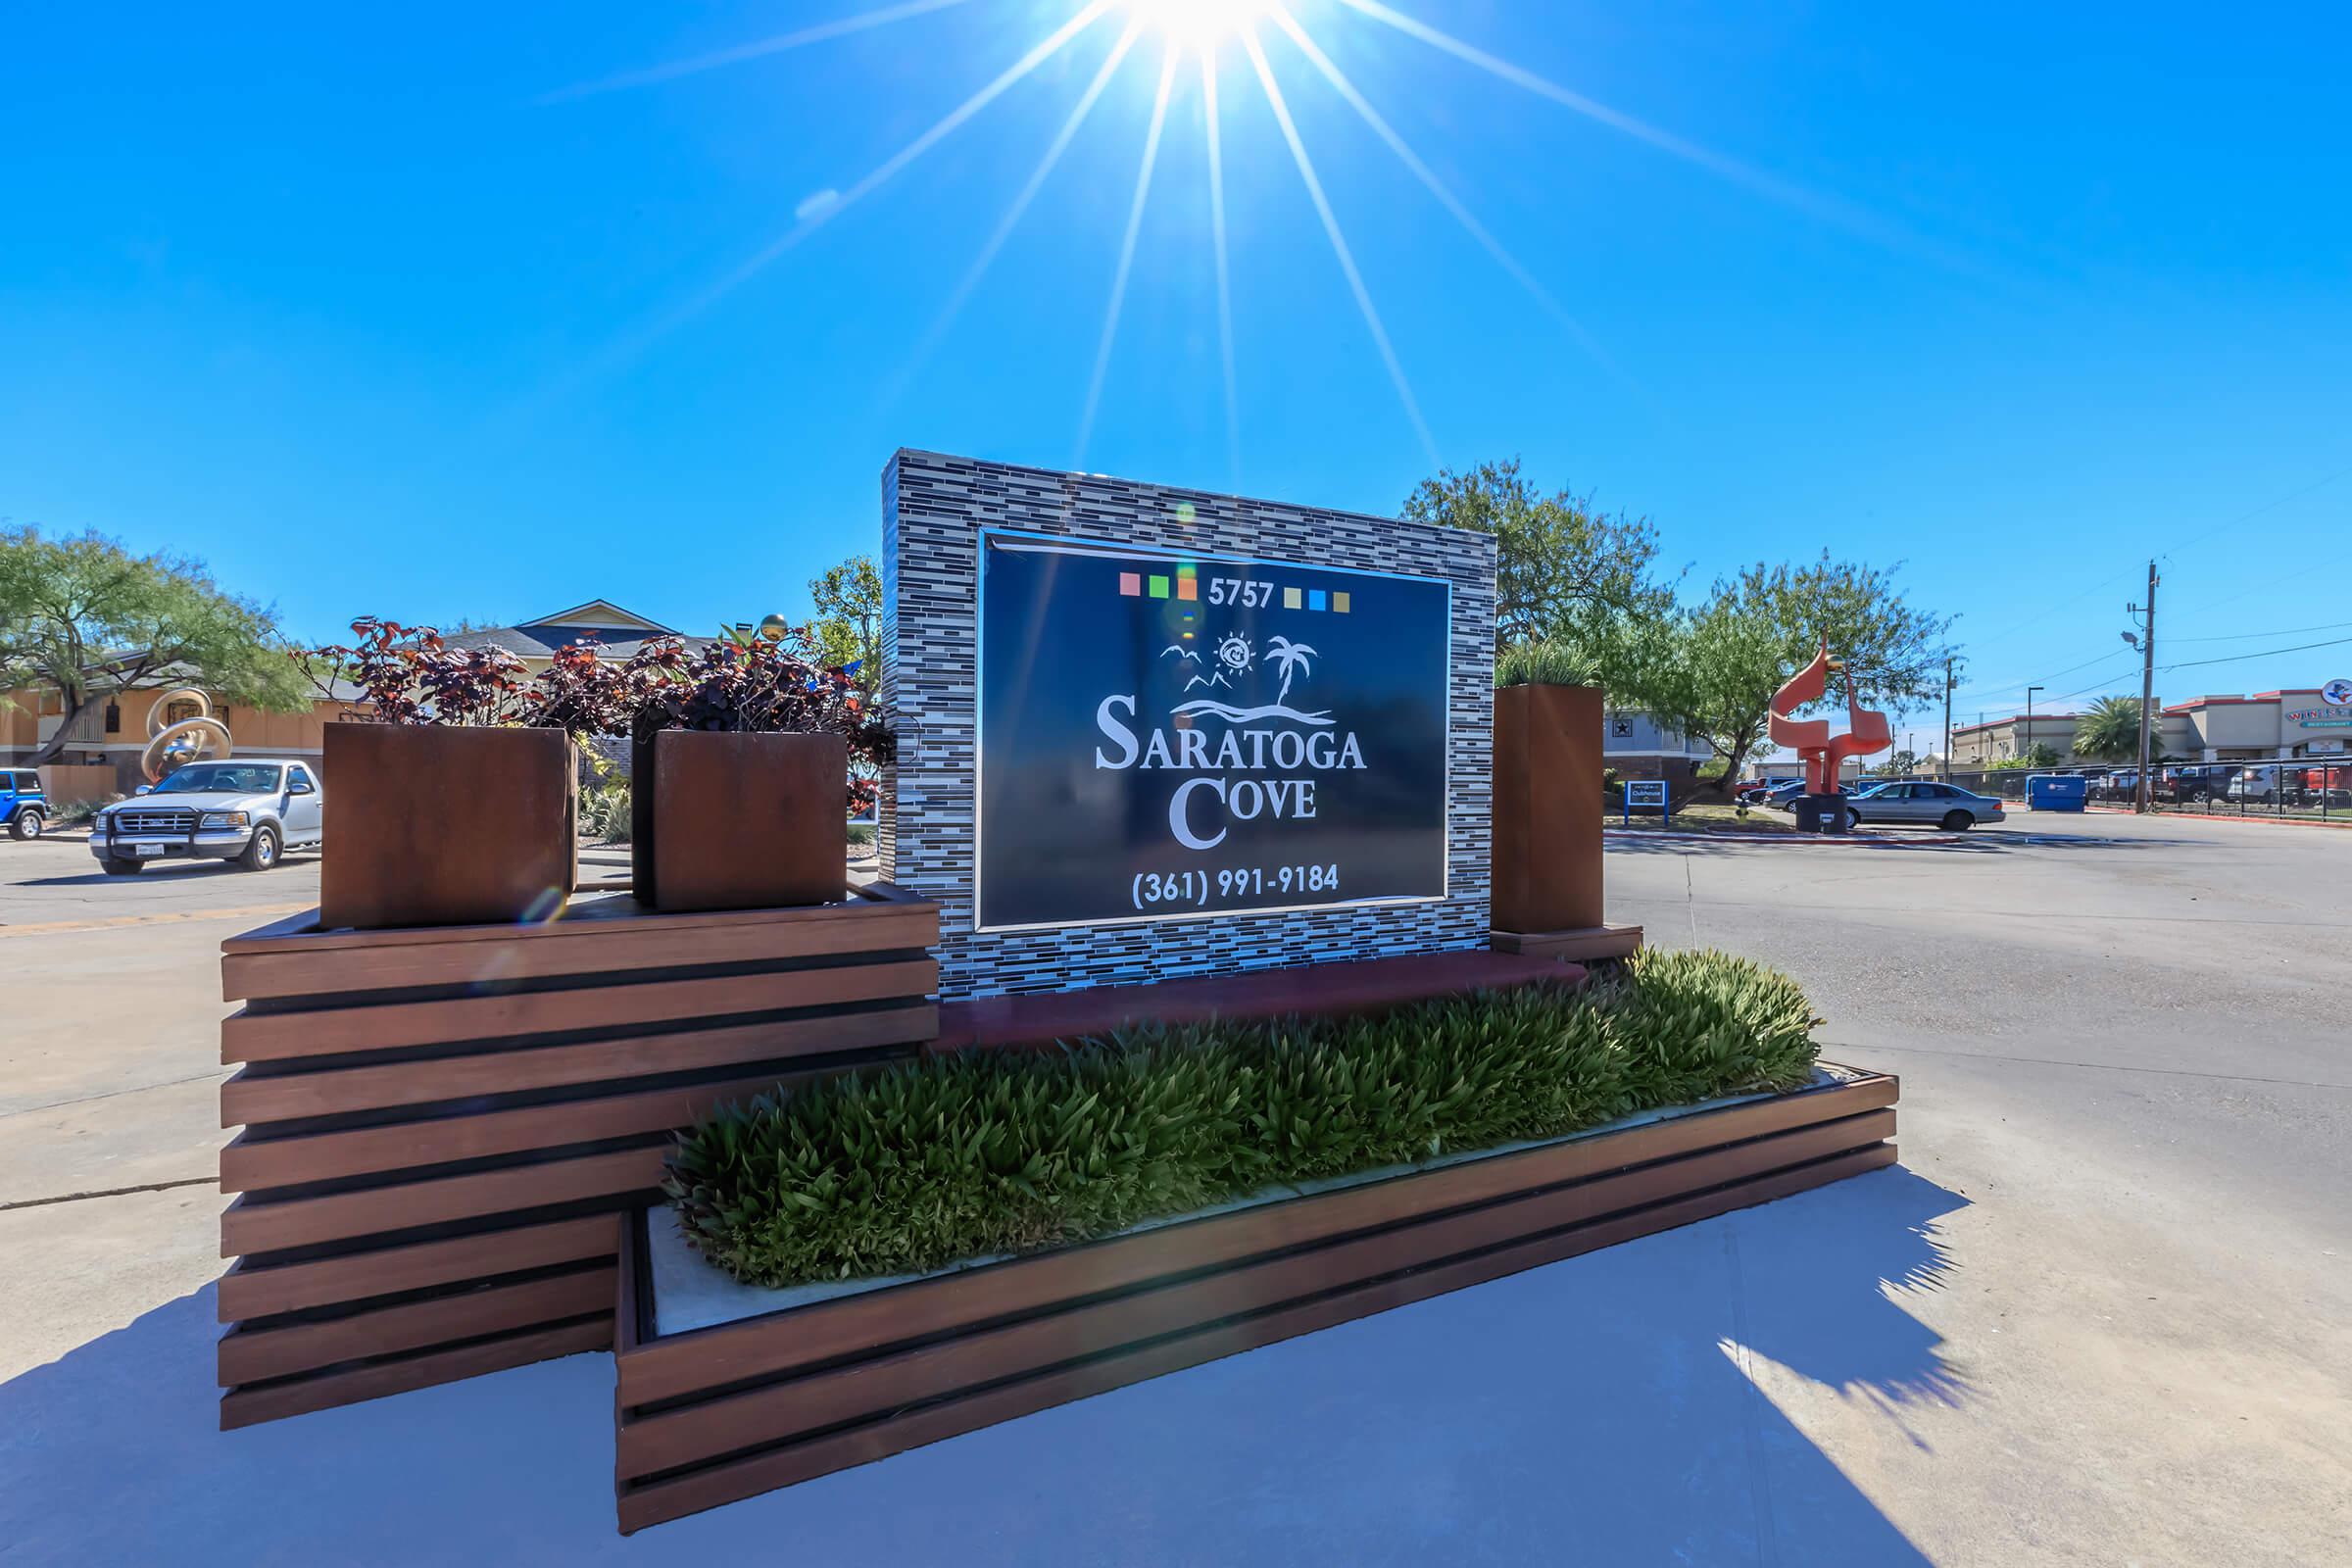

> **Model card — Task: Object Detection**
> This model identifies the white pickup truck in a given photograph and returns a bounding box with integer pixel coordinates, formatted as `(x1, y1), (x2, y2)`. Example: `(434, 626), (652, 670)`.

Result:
(89, 759), (323, 875)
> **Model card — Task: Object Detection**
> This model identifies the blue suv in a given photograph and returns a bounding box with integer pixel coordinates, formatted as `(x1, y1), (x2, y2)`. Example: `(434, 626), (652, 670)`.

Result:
(3, 768), (48, 841)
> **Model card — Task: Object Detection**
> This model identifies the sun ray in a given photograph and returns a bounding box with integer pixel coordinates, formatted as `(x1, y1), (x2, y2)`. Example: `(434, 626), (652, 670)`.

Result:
(1076, 44), (1182, 466)
(1201, 52), (1242, 487)
(621, 1), (1114, 360)
(1327, 0), (1895, 245)
(884, 16), (1146, 411)
(1239, 25), (1438, 466)
(538, 0), (973, 105)
(1265, 6), (1617, 376)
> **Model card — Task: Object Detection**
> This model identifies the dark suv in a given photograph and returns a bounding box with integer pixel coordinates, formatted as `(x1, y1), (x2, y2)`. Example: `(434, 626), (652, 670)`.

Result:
(2, 768), (48, 840)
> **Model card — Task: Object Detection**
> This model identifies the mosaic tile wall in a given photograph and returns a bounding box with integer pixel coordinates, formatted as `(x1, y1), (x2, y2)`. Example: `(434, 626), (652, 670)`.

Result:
(880, 449), (1496, 1000)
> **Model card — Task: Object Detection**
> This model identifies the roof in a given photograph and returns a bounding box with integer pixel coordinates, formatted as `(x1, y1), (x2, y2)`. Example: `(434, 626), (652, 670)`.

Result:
(443, 603), (712, 662)
(1951, 712), (2082, 736)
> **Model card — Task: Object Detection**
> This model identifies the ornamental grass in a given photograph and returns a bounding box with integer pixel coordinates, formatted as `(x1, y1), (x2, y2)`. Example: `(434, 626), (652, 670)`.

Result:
(665, 948), (1820, 1289)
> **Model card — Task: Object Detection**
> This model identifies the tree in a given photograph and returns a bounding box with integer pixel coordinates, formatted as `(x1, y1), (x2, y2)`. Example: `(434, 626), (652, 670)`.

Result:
(1643, 555), (1954, 796)
(2072, 695), (2152, 762)
(0, 525), (309, 765)
(1876, 748), (1922, 776)
(1988, 742), (2061, 772)
(1400, 459), (1675, 692)
(808, 555), (883, 706)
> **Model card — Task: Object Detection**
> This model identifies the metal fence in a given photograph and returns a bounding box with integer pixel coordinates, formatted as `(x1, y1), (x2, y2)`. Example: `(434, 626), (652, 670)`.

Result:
(1935, 754), (2352, 823)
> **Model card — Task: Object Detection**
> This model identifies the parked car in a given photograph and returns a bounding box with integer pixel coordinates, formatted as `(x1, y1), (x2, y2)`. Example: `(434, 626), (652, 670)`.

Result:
(2, 768), (48, 840)
(1739, 776), (1799, 804)
(88, 759), (322, 874)
(1844, 779), (2006, 831)
(2226, 766), (2280, 806)
(2159, 764), (2237, 805)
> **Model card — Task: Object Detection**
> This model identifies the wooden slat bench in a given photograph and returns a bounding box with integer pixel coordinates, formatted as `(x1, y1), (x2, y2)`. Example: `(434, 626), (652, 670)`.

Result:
(214, 882), (940, 1429)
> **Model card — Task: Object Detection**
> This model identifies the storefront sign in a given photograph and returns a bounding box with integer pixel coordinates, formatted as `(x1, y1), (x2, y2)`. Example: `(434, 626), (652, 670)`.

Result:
(2283, 702), (2352, 730)
(976, 530), (1449, 930)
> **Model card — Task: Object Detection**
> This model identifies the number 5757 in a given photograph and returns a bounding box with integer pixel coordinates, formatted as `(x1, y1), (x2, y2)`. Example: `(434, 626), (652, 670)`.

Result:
(1206, 578), (1273, 608)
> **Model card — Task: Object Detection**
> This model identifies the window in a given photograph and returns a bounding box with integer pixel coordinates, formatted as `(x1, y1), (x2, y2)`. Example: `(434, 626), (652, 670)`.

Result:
(287, 765), (316, 794)
(104, 701), (121, 735)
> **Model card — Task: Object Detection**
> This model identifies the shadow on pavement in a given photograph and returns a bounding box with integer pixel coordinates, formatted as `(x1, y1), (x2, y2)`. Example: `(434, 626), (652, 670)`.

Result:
(0, 1167), (1968, 1564)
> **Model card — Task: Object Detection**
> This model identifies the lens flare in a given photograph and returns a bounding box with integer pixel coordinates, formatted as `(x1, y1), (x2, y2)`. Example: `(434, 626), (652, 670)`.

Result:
(1130, 0), (1267, 50)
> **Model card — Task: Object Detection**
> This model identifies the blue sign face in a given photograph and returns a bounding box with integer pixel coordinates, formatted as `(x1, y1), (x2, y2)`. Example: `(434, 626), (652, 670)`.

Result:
(976, 530), (1450, 931)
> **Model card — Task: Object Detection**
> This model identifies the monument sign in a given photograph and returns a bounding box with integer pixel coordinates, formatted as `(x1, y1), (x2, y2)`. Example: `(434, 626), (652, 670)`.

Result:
(882, 450), (1496, 998)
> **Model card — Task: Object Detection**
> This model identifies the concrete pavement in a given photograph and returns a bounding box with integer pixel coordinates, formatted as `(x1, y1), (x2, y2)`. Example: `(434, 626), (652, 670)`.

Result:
(1606, 808), (2352, 1565)
(2, 814), (2348, 1562)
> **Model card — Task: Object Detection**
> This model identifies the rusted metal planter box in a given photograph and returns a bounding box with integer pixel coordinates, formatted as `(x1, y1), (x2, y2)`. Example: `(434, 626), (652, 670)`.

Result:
(632, 730), (846, 913)
(1492, 683), (1604, 938)
(319, 722), (578, 930)
(612, 1065), (1899, 1533)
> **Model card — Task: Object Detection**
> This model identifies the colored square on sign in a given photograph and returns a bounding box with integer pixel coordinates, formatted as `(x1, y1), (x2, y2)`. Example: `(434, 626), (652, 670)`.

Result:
(1334, 591), (1350, 613)
(1118, 572), (1142, 596)
(1149, 574), (1171, 599)
(1178, 576), (1198, 601)
(1308, 589), (1327, 612)
(1283, 586), (1302, 610)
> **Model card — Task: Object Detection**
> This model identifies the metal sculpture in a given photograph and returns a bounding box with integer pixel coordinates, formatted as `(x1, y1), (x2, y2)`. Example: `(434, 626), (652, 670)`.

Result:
(141, 687), (234, 783)
(1768, 642), (1891, 827)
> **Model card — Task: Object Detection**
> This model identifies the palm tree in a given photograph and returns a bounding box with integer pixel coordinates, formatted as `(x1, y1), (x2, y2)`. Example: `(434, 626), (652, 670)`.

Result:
(2073, 695), (2151, 761)
(1264, 636), (1316, 706)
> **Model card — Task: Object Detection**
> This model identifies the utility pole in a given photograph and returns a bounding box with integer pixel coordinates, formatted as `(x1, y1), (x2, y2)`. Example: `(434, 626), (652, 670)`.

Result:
(2132, 561), (2158, 812)
(2026, 685), (2045, 766)
(1941, 658), (1954, 781)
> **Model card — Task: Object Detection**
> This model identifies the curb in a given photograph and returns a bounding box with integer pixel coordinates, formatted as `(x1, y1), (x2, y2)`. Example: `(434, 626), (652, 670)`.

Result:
(2077, 805), (2352, 828)
(1603, 829), (1970, 847)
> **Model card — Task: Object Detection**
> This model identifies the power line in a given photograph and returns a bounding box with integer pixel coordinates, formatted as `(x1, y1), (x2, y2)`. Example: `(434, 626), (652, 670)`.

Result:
(1950, 457), (2352, 664)
(2159, 633), (2352, 674)
(2165, 617), (2352, 645)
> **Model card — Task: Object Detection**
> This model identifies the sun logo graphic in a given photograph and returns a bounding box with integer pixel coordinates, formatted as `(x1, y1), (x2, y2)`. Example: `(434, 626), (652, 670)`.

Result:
(1214, 632), (1253, 675)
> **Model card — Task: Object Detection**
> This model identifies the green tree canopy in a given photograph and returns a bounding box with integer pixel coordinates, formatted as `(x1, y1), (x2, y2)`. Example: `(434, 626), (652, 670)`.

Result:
(0, 525), (308, 765)
(1988, 742), (2062, 772)
(1643, 556), (1955, 792)
(2072, 695), (2153, 762)
(1401, 459), (1675, 693)
(808, 554), (883, 706)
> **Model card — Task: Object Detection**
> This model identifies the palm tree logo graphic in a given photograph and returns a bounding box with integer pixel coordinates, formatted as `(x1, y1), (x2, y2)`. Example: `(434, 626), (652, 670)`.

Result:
(1265, 636), (1316, 706)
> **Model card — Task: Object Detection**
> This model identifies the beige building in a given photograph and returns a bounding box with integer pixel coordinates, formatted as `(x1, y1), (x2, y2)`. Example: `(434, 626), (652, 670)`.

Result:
(2164, 689), (2352, 760)
(1948, 686), (2352, 768)
(1946, 710), (2106, 767)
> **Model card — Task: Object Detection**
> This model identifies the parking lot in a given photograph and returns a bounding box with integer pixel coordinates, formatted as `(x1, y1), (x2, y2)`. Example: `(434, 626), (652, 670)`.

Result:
(3, 809), (2348, 1562)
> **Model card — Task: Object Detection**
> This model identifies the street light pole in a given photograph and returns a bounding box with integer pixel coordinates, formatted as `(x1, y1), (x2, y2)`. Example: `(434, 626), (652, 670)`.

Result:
(2026, 685), (2044, 766)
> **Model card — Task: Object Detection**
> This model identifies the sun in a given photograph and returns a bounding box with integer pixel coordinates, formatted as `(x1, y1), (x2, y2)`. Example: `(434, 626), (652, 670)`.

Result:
(1129, 0), (1270, 51)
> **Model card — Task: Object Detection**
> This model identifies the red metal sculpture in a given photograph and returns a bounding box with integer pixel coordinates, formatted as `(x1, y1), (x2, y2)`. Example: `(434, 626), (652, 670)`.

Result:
(1769, 640), (1892, 801)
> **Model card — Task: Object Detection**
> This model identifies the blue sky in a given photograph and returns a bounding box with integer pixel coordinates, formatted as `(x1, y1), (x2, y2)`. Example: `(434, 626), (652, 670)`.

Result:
(5, 1), (2349, 735)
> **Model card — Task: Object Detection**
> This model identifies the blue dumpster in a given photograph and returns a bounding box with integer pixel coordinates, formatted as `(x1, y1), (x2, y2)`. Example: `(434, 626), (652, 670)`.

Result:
(2026, 773), (2087, 811)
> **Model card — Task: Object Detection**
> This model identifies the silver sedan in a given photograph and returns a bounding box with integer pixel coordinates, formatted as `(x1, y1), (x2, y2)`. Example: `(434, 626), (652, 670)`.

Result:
(1844, 780), (2006, 831)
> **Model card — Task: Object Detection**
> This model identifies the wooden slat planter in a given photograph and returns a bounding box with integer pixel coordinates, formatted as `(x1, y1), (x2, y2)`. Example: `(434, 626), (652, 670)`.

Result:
(215, 882), (940, 1431)
(612, 1066), (1898, 1533)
